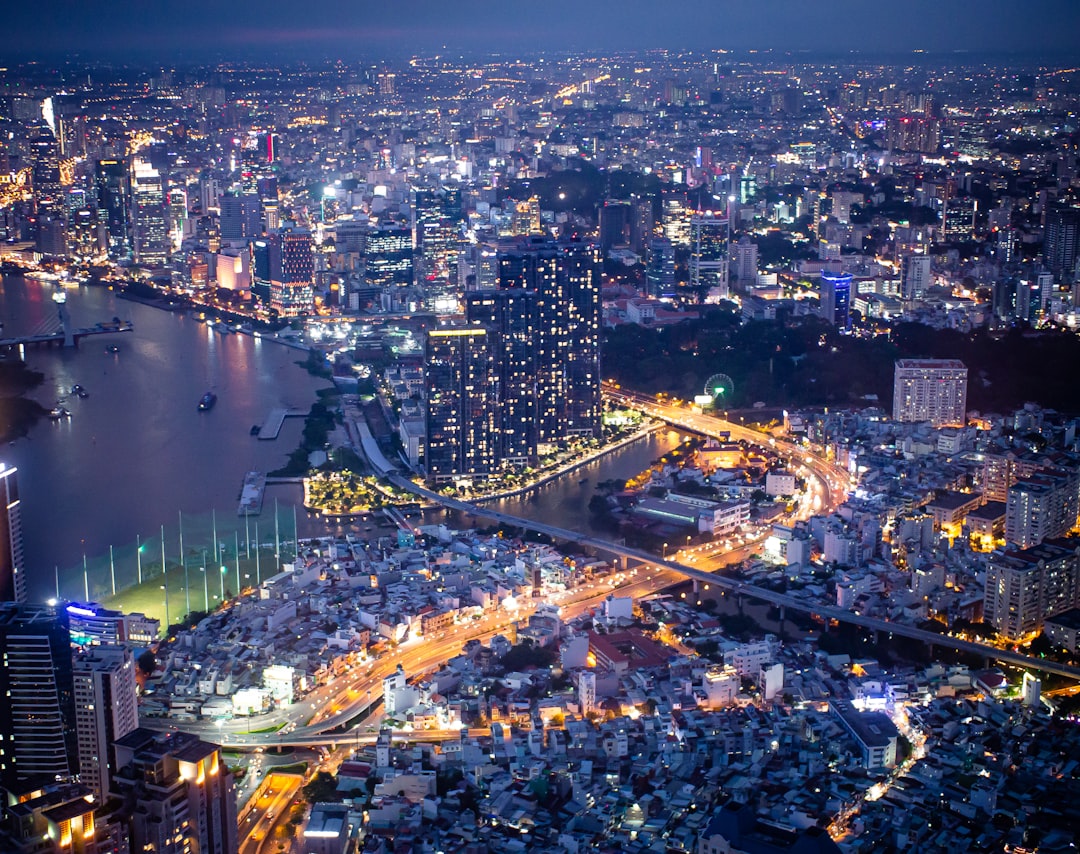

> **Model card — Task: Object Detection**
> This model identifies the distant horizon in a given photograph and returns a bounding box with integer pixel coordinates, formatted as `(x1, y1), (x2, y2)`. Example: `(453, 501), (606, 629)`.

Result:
(5, 46), (1080, 71)
(5, 0), (1080, 64)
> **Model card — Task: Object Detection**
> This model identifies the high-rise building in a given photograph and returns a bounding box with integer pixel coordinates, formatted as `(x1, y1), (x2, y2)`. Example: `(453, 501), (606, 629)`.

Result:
(645, 238), (676, 298)
(899, 252), (931, 300)
(819, 271), (852, 328)
(892, 359), (968, 426)
(424, 328), (498, 482)
(363, 224), (413, 291)
(73, 645), (138, 801)
(218, 191), (261, 245)
(413, 187), (463, 288)
(466, 289), (538, 464)
(599, 199), (631, 252)
(496, 238), (601, 450)
(130, 158), (169, 267)
(95, 159), (130, 260)
(942, 197), (977, 242)
(1044, 203), (1080, 281)
(733, 235), (758, 285)
(1004, 468), (1080, 549)
(271, 226), (314, 316)
(0, 463), (25, 604)
(0, 604), (78, 790)
(984, 540), (1080, 640)
(689, 212), (730, 298)
(110, 728), (237, 854)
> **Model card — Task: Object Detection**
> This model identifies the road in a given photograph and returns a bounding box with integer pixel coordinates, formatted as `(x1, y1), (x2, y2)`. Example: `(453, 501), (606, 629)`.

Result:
(239, 772), (302, 854)
(145, 387), (1080, 754)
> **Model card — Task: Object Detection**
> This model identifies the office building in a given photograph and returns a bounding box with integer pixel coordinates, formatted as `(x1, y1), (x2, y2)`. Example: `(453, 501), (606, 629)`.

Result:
(73, 646), (138, 801)
(413, 187), (462, 287)
(1044, 203), (1080, 280)
(645, 237), (676, 298)
(65, 602), (160, 648)
(363, 224), (413, 291)
(0, 463), (25, 604)
(899, 252), (931, 300)
(599, 199), (631, 252)
(1004, 468), (1080, 548)
(130, 158), (169, 267)
(984, 540), (1080, 641)
(424, 328), (498, 482)
(892, 359), (968, 426)
(820, 271), (852, 328)
(110, 728), (236, 854)
(0, 604), (78, 790)
(95, 159), (130, 259)
(218, 191), (261, 244)
(943, 197), (977, 242)
(689, 212), (729, 298)
(271, 225), (314, 316)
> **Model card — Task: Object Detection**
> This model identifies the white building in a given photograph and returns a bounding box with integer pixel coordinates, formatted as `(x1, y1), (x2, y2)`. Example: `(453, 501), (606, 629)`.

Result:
(765, 470), (796, 498)
(73, 645), (139, 800)
(892, 359), (968, 426)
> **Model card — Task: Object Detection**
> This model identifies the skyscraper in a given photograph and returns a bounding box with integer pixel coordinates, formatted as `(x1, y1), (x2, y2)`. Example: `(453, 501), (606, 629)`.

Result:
(424, 328), (498, 482)
(892, 359), (968, 427)
(1044, 203), (1080, 280)
(0, 604), (78, 790)
(0, 463), (25, 604)
(271, 225), (314, 316)
(130, 158), (169, 267)
(984, 540), (1080, 640)
(363, 224), (413, 291)
(496, 238), (601, 450)
(95, 159), (130, 260)
(689, 212), (730, 298)
(466, 289), (538, 464)
(413, 187), (462, 288)
(73, 645), (139, 801)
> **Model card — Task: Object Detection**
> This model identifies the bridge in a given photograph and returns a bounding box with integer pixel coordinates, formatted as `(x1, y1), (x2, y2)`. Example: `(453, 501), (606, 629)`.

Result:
(386, 472), (1080, 681)
(0, 291), (133, 350)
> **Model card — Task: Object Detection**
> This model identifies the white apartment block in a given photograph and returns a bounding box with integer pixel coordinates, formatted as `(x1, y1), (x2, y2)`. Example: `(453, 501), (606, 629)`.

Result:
(892, 359), (968, 426)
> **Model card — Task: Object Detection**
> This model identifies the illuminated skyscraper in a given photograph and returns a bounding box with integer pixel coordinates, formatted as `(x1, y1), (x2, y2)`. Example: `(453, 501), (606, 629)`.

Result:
(899, 252), (931, 300)
(689, 212), (730, 298)
(424, 328), (498, 481)
(466, 289), (538, 463)
(0, 604), (78, 790)
(271, 226), (314, 316)
(1044, 203), (1080, 280)
(414, 187), (463, 288)
(95, 159), (130, 259)
(496, 238), (601, 450)
(645, 237), (676, 298)
(131, 158), (169, 267)
(363, 224), (413, 291)
(0, 463), (25, 604)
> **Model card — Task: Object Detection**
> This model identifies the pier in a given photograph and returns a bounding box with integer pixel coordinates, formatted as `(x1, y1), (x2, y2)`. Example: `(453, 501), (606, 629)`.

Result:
(237, 471), (267, 516)
(256, 408), (307, 440)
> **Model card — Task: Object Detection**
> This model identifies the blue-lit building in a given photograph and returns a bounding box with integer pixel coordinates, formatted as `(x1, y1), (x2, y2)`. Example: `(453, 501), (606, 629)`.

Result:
(820, 271), (852, 328)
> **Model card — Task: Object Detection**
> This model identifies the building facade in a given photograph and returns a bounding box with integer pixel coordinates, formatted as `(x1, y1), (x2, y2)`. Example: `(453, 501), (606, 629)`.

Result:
(892, 359), (968, 426)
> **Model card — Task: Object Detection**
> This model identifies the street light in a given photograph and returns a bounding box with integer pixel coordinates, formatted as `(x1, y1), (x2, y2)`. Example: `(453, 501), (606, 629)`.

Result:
(220, 565), (228, 601)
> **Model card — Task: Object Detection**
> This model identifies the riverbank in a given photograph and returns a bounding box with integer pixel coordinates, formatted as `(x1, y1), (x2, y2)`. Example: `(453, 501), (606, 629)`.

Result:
(0, 360), (48, 442)
(470, 421), (663, 505)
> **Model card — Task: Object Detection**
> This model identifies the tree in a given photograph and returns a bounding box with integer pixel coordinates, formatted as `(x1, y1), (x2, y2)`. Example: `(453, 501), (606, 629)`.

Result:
(302, 771), (340, 804)
(137, 649), (156, 676)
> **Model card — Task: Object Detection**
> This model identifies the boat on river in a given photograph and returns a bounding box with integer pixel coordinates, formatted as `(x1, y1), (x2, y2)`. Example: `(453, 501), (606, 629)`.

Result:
(198, 391), (217, 411)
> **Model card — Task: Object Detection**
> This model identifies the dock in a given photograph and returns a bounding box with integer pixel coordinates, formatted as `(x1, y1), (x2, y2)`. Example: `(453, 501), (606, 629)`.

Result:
(237, 471), (267, 516)
(255, 408), (305, 440)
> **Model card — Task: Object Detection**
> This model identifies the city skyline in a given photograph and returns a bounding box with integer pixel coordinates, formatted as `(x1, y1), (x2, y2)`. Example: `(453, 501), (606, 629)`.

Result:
(6, 0), (1080, 59)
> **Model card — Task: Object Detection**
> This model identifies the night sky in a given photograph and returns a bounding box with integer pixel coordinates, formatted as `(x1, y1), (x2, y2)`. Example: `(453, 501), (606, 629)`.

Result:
(7, 1), (1080, 60)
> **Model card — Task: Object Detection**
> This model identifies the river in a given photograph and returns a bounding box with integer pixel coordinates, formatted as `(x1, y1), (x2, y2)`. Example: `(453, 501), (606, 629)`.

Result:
(0, 274), (687, 608)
